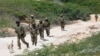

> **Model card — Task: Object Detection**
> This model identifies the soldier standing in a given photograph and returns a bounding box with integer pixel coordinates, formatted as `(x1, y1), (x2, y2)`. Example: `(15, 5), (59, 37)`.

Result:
(44, 17), (50, 37)
(60, 14), (65, 31)
(15, 21), (29, 49)
(29, 23), (38, 46)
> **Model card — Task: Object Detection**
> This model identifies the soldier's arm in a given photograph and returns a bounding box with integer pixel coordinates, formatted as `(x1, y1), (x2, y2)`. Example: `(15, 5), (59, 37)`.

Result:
(49, 22), (51, 27)
(15, 28), (18, 33)
(21, 26), (25, 33)
(15, 29), (17, 33)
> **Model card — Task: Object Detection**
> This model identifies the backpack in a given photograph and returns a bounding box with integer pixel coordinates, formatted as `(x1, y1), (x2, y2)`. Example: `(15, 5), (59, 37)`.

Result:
(44, 21), (50, 27)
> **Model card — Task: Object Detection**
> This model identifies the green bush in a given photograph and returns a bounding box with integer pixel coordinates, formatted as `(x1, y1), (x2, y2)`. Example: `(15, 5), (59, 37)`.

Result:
(0, 18), (15, 28)
(0, 0), (92, 25)
(22, 33), (100, 56)
(62, 3), (91, 21)
(61, 0), (100, 13)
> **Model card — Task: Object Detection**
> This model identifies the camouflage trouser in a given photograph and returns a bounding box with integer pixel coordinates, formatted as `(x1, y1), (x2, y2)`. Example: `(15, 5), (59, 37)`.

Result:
(96, 18), (98, 22)
(17, 35), (29, 49)
(45, 27), (50, 36)
(39, 30), (44, 39)
(61, 23), (65, 30)
(31, 34), (37, 46)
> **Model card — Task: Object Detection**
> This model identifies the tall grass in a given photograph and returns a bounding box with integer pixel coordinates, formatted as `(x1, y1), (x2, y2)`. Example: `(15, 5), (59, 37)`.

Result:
(0, 0), (91, 24)
(0, 18), (15, 28)
(22, 33), (100, 56)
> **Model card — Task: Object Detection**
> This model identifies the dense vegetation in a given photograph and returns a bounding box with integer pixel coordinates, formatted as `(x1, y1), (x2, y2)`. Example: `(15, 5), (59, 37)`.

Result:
(0, 0), (100, 55)
(0, 0), (95, 28)
(61, 0), (100, 14)
(0, 0), (99, 36)
(20, 33), (100, 56)
(0, 0), (99, 26)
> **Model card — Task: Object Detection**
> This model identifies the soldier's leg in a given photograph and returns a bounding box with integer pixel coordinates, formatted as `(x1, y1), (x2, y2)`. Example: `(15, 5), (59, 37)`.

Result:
(62, 24), (64, 30)
(34, 35), (37, 46)
(46, 27), (50, 36)
(31, 35), (33, 44)
(17, 35), (21, 49)
(21, 38), (29, 48)
(61, 24), (64, 31)
(40, 31), (44, 39)
(61, 24), (63, 30)
(31, 36), (35, 45)
(96, 18), (98, 22)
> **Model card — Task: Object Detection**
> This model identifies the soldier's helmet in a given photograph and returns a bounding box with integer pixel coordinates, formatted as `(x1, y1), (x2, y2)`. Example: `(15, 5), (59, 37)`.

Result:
(60, 14), (63, 17)
(45, 17), (48, 21)
(31, 15), (34, 19)
(16, 20), (20, 26)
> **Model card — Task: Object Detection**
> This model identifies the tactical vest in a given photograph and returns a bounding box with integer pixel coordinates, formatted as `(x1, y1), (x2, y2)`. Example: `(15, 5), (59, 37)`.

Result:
(60, 18), (64, 24)
(30, 28), (37, 34)
(15, 26), (26, 37)
(44, 21), (50, 27)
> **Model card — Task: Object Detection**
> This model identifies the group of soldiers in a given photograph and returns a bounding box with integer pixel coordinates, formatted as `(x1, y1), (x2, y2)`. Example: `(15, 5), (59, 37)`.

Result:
(15, 14), (65, 49)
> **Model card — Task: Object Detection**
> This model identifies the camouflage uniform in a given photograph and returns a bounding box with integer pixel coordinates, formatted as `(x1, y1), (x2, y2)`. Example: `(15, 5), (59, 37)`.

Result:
(38, 20), (44, 40)
(15, 21), (29, 49)
(44, 18), (50, 36)
(60, 14), (65, 31)
(30, 24), (38, 46)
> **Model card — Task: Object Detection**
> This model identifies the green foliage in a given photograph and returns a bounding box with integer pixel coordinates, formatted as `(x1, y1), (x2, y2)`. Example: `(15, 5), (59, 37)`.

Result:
(23, 33), (100, 56)
(61, 0), (100, 13)
(62, 3), (91, 21)
(0, 0), (92, 25)
(0, 18), (14, 28)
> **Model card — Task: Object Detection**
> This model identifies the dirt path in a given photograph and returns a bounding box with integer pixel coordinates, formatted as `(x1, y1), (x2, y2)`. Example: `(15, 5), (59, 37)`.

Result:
(0, 21), (100, 56)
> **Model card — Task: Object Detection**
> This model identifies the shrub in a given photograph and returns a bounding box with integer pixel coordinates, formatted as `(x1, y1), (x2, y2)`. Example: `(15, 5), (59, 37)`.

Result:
(22, 33), (100, 56)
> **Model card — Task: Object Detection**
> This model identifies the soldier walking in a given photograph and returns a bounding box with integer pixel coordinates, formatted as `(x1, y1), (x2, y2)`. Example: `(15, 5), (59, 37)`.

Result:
(60, 14), (65, 31)
(29, 15), (38, 46)
(44, 17), (50, 37)
(15, 21), (29, 49)
(38, 20), (47, 40)
(29, 23), (38, 46)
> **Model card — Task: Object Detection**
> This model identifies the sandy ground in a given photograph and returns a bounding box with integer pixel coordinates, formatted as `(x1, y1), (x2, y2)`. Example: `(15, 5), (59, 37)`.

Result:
(0, 20), (100, 56)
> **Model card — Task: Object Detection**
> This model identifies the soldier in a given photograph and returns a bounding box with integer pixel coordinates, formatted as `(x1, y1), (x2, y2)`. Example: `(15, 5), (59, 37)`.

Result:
(29, 15), (36, 26)
(15, 21), (29, 49)
(38, 20), (45, 40)
(44, 17), (50, 37)
(60, 14), (65, 31)
(27, 15), (35, 28)
(95, 14), (98, 22)
(29, 23), (38, 46)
